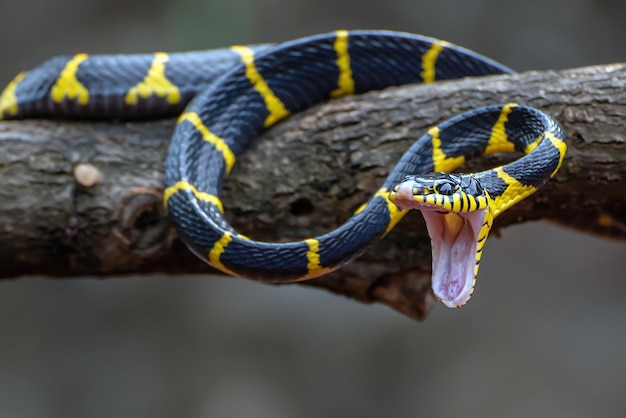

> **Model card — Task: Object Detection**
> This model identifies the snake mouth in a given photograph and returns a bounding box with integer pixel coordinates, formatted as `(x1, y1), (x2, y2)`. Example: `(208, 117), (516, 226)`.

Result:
(420, 209), (485, 307)
(390, 181), (487, 308)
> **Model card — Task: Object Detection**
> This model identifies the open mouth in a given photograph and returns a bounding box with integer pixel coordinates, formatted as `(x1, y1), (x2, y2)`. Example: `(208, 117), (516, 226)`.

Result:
(420, 209), (485, 307)
(390, 181), (487, 308)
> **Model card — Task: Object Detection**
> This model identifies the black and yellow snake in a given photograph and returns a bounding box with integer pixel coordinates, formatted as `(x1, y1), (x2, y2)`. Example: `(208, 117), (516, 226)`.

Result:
(0, 30), (567, 307)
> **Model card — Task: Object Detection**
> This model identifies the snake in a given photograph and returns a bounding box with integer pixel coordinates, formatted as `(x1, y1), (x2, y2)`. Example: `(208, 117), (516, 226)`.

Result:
(0, 30), (567, 308)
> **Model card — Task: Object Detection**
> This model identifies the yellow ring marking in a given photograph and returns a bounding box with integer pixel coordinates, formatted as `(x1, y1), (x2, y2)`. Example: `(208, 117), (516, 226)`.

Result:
(300, 238), (337, 280)
(51, 53), (90, 105)
(208, 231), (239, 276)
(125, 52), (181, 105)
(374, 188), (408, 234)
(231, 45), (290, 128)
(305, 238), (322, 271)
(302, 188), (410, 278)
(163, 180), (224, 213)
(523, 131), (566, 176)
(431, 126), (465, 172)
(421, 41), (447, 83)
(492, 167), (537, 217)
(0, 71), (26, 119)
(178, 112), (236, 174)
(330, 30), (355, 98)
(484, 103), (518, 154)
(355, 188), (407, 233)
(546, 131), (567, 176)
(353, 202), (367, 215)
(524, 134), (543, 154)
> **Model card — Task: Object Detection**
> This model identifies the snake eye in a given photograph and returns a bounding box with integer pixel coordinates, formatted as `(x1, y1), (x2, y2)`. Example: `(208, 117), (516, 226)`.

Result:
(435, 182), (455, 195)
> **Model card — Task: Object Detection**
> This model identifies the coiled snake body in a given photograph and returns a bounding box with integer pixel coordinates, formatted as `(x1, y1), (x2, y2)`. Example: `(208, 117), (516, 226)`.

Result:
(0, 30), (566, 307)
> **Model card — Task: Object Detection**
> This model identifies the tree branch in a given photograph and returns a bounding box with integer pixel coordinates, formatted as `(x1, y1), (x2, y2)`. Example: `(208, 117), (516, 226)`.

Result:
(1, 63), (625, 320)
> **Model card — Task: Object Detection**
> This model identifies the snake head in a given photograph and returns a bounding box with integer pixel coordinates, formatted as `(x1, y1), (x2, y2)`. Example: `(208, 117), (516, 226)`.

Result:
(389, 173), (493, 308)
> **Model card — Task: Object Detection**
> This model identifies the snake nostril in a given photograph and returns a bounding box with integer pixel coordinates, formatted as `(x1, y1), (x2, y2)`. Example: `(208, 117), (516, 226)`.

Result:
(290, 197), (315, 216)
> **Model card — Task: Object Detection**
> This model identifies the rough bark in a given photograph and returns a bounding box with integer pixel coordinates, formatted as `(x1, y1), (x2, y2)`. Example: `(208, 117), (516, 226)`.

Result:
(1, 64), (625, 320)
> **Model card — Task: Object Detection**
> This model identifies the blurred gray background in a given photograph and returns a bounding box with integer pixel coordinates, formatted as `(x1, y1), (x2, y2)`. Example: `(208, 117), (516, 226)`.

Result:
(1, 0), (625, 417)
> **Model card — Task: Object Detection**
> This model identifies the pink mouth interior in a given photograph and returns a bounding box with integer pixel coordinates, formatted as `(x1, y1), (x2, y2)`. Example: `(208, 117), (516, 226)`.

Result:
(420, 209), (485, 307)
